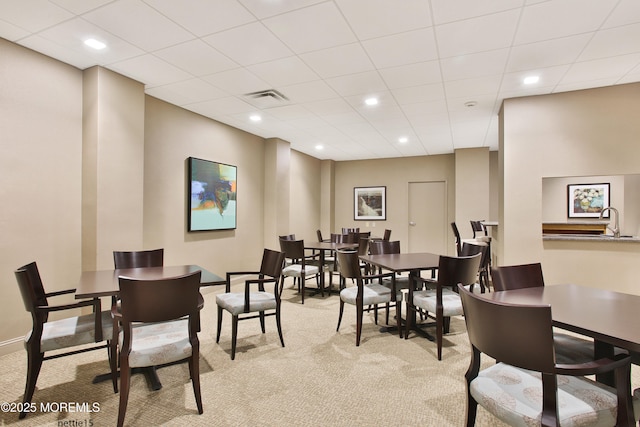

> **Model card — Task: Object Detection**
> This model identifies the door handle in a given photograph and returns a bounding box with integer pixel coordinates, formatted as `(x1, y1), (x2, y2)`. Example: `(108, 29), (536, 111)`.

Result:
(409, 221), (416, 226)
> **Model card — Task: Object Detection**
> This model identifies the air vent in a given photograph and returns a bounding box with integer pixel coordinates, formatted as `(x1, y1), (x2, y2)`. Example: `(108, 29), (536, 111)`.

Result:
(244, 89), (289, 101)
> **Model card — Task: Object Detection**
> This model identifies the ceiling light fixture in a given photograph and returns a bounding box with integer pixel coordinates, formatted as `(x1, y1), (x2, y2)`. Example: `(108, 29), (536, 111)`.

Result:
(364, 97), (378, 106)
(464, 101), (478, 108)
(249, 114), (261, 122)
(84, 38), (106, 50)
(315, 145), (324, 150)
(524, 75), (539, 85)
(398, 137), (408, 143)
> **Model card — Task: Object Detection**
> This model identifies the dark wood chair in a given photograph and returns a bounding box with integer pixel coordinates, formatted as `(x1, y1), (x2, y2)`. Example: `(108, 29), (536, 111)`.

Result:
(342, 227), (359, 234)
(382, 229), (392, 241)
(460, 243), (490, 292)
(14, 262), (114, 419)
(114, 271), (203, 427)
(216, 249), (286, 360)
(335, 249), (401, 345)
(113, 248), (164, 269)
(279, 238), (320, 304)
(458, 284), (637, 427)
(367, 240), (406, 327)
(451, 222), (462, 255)
(490, 262), (599, 364)
(469, 220), (487, 239)
(405, 253), (481, 360)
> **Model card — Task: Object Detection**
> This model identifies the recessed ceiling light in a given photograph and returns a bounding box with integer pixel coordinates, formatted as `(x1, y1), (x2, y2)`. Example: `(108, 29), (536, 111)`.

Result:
(398, 137), (408, 143)
(364, 97), (378, 106)
(315, 145), (324, 150)
(464, 101), (477, 108)
(249, 114), (261, 122)
(524, 75), (539, 85)
(84, 38), (106, 50)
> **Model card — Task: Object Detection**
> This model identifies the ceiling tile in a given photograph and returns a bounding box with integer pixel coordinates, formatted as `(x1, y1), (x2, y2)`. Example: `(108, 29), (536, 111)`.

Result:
(300, 43), (374, 78)
(379, 61), (442, 89)
(0, 0), (72, 32)
(515, 0), (618, 45)
(391, 83), (446, 105)
(109, 54), (192, 87)
(579, 23), (640, 61)
(203, 22), (293, 66)
(602, 0), (640, 28)
(146, 78), (228, 106)
(430, 0), (523, 25)
(325, 71), (388, 97)
(444, 76), (502, 99)
(440, 49), (510, 81)
(362, 28), (438, 69)
(280, 80), (338, 104)
(435, 10), (520, 58)
(202, 67), (269, 95)
(144, 0), (256, 37)
(262, 2), (356, 54)
(247, 56), (319, 88)
(506, 34), (591, 72)
(335, 0), (432, 40)
(83, 0), (194, 51)
(154, 39), (238, 76)
(238, 0), (326, 19)
(561, 54), (640, 84)
(50, 0), (112, 14)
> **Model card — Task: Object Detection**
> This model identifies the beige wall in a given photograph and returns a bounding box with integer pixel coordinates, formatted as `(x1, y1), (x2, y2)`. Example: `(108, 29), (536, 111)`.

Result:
(500, 83), (640, 293)
(289, 150), (321, 242)
(0, 39), (83, 352)
(334, 155), (456, 253)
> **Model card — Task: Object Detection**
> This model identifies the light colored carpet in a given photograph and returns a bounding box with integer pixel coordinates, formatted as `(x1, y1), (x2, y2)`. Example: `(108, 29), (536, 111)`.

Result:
(1, 278), (632, 426)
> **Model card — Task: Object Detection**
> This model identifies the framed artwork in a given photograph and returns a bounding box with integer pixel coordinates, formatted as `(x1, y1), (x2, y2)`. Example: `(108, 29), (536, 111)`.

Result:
(567, 183), (610, 218)
(354, 186), (386, 221)
(188, 157), (237, 231)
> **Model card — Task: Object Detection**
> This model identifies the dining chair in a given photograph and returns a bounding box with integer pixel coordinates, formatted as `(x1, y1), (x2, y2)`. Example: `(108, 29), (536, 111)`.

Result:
(382, 229), (392, 241)
(450, 222), (462, 255)
(342, 227), (359, 234)
(458, 284), (638, 427)
(113, 248), (164, 269)
(113, 271), (203, 427)
(335, 249), (401, 345)
(405, 253), (481, 360)
(490, 262), (600, 364)
(469, 220), (487, 239)
(460, 243), (490, 292)
(14, 261), (114, 418)
(279, 238), (320, 304)
(216, 249), (286, 360)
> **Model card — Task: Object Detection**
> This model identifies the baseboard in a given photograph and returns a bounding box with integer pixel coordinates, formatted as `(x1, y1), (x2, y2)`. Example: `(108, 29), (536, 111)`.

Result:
(0, 336), (24, 357)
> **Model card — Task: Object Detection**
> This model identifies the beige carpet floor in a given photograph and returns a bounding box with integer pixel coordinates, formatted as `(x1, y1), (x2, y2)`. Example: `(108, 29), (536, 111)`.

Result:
(1, 278), (634, 426)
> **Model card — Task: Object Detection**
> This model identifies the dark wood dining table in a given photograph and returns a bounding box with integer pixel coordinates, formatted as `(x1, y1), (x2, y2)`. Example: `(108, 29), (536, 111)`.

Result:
(304, 241), (358, 293)
(482, 283), (640, 384)
(75, 264), (224, 390)
(358, 252), (441, 335)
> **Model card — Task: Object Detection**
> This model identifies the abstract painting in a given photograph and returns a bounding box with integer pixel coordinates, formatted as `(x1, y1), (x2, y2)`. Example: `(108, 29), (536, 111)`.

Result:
(188, 157), (237, 231)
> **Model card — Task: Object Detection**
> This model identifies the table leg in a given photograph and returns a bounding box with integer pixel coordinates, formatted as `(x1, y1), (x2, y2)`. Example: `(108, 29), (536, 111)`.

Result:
(92, 366), (163, 391)
(594, 340), (616, 386)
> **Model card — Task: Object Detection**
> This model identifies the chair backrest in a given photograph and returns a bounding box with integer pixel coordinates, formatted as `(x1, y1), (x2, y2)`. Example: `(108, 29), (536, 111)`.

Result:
(357, 236), (370, 256)
(461, 242), (489, 269)
(113, 248), (164, 269)
(470, 220), (487, 238)
(491, 263), (544, 292)
(450, 222), (462, 255)
(259, 249), (286, 278)
(118, 271), (202, 324)
(278, 234), (296, 241)
(368, 240), (401, 255)
(316, 230), (324, 242)
(330, 233), (347, 243)
(335, 250), (362, 280)
(458, 285), (556, 372)
(15, 262), (47, 314)
(342, 227), (359, 234)
(279, 238), (306, 261)
(382, 229), (392, 241)
(437, 254), (482, 290)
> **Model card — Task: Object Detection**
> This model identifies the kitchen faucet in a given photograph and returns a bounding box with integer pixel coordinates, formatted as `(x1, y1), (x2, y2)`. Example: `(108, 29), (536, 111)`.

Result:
(599, 207), (620, 238)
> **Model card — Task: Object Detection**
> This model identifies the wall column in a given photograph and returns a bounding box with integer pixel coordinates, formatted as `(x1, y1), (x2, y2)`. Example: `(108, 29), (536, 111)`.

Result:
(263, 138), (291, 249)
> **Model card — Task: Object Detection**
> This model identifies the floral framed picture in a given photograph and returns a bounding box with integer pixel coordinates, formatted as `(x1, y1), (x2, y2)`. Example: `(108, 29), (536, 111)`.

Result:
(568, 183), (610, 218)
(354, 186), (386, 220)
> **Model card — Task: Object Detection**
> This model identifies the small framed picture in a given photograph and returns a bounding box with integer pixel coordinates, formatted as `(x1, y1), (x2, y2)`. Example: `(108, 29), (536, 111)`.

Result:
(567, 183), (610, 218)
(354, 186), (386, 221)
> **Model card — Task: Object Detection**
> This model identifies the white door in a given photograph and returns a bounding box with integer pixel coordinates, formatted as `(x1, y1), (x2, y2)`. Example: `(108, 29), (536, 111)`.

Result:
(408, 181), (447, 254)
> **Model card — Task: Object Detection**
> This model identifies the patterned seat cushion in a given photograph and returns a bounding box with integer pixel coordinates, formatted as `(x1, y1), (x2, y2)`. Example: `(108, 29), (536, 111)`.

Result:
(216, 292), (277, 316)
(340, 283), (391, 306)
(282, 264), (319, 277)
(470, 362), (640, 427)
(29, 310), (113, 353)
(412, 288), (463, 317)
(120, 319), (192, 368)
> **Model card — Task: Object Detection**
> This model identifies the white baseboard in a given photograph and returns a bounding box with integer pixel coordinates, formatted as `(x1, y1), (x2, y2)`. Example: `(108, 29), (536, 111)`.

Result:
(0, 336), (24, 357)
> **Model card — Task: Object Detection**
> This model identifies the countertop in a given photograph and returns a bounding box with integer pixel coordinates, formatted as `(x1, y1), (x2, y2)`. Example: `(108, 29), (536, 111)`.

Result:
(543, 234), (640, 242)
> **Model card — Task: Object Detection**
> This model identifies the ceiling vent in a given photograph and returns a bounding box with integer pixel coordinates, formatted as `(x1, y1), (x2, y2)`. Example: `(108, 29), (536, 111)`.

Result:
(243, 89), (290, 108)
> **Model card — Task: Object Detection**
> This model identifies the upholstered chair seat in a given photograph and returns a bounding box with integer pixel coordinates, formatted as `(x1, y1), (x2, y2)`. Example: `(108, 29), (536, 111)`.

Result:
(120, 319), (192, 368)
(339, 282), (391, 306)
(470, 362), (640, 427)
(34, 311), (113, 353)
(411, 287), (463, 317)
(216, 291), (277, 316)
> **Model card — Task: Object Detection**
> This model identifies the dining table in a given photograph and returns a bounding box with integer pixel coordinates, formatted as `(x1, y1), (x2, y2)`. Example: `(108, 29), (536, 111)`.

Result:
(482, 283), (640, 384)
(358, 252), (441, 335)
(304, 241), (358, 294)
(75, 264), (225, 390)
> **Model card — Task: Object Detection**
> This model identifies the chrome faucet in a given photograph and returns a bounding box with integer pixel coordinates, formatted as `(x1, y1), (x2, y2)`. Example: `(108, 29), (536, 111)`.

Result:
(600, 207), (620, 238)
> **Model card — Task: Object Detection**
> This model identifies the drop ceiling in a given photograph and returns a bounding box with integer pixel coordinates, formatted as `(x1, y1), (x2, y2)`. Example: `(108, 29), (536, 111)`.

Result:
(1, 0), (639, 161)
